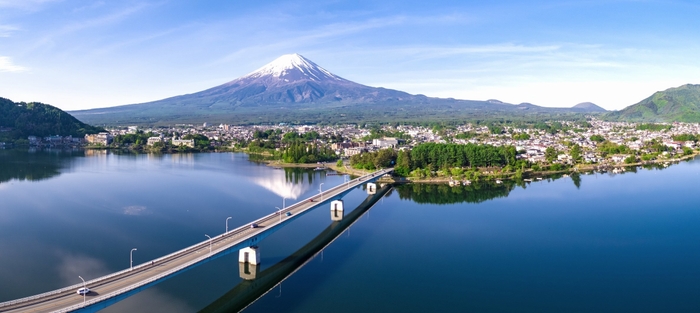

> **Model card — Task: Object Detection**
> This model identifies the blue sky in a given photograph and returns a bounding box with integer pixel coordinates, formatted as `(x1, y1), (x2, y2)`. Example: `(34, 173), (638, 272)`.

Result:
(1, 0), (699, 111)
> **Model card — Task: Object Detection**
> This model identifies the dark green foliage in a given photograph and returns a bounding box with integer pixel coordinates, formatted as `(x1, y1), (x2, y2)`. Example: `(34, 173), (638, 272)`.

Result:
(282, 142), (336, 163)
(512, 133), (530, 140)
(672, 134), (698, 142)
(590, 134), (606, 142)
(402, 143), (516, 173)
(350, 149), (397, 170)
(545, 146), (558, 163)
(636, 123), (671, 131)
(570, 144), (582, 163)
(113, 132), (156, 146)
(183, 134), (211, 150)
(597, 141), (630, 156)
(0, 97), (103, 140)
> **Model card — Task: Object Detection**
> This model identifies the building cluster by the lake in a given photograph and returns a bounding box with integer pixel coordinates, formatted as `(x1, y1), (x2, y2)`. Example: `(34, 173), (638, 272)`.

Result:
(15, 119), (700, 167)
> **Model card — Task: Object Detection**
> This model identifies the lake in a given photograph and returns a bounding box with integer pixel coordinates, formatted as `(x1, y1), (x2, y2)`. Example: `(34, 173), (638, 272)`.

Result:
(1, 149), (700, 312)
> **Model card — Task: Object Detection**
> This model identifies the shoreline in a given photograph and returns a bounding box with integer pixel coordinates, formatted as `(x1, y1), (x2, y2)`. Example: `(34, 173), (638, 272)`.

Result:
(258, 152), (700, 184)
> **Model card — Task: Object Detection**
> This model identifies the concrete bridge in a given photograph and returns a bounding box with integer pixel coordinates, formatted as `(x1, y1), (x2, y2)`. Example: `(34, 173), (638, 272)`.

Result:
(199, 184), (393, 313)
(0, 168), (393, 313)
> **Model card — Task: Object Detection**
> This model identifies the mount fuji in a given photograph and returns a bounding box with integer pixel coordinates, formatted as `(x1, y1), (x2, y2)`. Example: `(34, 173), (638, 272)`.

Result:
(70, 54), (602, 125)
(190, 53), (424, 104)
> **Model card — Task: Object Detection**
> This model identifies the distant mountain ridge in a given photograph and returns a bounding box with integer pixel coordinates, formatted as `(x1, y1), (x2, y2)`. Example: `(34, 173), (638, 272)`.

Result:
(606, 84), (700, 122)
(0, 97), (103, 140)
(70, 54), (605, 125)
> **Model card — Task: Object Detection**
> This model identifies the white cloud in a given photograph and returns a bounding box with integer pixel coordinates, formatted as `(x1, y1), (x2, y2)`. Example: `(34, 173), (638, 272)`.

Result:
(0, 25), (19, 37)
(0, 56), (27, 72)
(55, 251), (110, 284)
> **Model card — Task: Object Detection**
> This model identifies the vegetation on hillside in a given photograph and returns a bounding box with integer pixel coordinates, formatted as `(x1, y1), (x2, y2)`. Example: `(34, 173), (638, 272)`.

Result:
(606, 84), (700, 122)
(0, 97), (103, 142)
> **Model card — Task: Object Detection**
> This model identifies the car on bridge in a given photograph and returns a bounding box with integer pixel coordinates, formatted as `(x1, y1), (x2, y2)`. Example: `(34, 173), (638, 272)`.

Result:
(76, 287), (90, 295)
(250, 223), (259, 228)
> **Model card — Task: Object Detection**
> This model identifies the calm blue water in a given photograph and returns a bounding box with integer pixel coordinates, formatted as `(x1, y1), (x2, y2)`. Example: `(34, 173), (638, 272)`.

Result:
(1, 150), (700, 312)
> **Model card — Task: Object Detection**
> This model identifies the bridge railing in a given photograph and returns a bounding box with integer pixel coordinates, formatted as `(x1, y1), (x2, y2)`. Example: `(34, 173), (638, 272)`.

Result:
(0, 168), (392, 310)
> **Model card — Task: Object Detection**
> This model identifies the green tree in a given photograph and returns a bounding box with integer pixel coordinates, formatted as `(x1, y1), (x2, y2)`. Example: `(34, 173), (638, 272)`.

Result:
(570, 144), (582, 163)
(545, 146), (558, 163)
(590, 135), (605, 142)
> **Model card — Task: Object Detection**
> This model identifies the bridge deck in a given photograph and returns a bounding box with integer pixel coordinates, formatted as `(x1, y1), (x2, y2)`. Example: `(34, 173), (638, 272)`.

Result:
(0, 168), (392, 313)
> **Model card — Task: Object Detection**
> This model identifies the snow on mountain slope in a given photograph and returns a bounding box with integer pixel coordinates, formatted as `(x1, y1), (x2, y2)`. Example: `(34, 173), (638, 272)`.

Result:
(243, 53), (346, 82)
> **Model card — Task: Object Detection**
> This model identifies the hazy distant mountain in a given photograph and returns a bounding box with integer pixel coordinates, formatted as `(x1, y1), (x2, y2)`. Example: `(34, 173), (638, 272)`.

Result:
(606, 84), (700, 122)
(571, 102), (607, 112)
(70, 54), (598, 125)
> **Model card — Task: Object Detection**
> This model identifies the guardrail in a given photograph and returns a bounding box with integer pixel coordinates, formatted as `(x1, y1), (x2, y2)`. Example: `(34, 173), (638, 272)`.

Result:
(0, 169), (392, 311)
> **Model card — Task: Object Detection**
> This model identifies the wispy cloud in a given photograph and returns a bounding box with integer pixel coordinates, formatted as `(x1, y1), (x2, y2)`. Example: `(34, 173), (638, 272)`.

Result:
(0, 25), (19, 37)
(28, 2), (156, 52)
(0, 0), (60, 10)
(0, 56), (27, 72)
(55, 251), (110, 284)
(123, 205), (148, 216)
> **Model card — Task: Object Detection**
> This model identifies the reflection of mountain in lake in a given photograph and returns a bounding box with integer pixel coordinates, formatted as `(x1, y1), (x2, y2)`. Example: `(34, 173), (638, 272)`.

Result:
(396, 182), (515, 205)
(250, 168), (318, 200)
(0, 149), (84, 184)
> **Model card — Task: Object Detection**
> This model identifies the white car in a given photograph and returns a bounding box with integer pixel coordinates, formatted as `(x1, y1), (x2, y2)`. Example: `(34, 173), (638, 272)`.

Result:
(76, 287), (90, 295)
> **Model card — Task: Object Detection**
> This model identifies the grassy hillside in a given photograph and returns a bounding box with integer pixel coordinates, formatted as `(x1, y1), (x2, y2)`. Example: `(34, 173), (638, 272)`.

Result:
(0, 97), (104, 140)
(606, 84), (700, 122)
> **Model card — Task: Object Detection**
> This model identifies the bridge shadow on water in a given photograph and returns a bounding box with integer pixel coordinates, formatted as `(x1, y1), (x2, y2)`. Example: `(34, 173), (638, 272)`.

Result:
(197, 184), (394, 313)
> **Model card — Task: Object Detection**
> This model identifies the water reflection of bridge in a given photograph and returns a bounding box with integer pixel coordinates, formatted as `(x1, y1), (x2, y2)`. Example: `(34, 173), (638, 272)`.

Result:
(199, 184), (393, 313)
(0, 168), (393, 313)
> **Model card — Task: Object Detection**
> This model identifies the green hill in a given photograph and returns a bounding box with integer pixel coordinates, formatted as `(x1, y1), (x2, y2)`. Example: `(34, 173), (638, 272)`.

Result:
(606, 84), (700, 122)
(0, 97), (104, 140)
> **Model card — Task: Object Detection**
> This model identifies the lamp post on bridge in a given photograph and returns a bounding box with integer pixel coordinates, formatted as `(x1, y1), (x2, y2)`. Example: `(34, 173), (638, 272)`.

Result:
(275, 207), (282, 221)
(130, 248), (137, 271)
(283, 197), (287, 209)
(226, 216), (232, 233)
(319, 183), (324, 200)
(205, 234), (212, 255)
(78, 275), (86, 305)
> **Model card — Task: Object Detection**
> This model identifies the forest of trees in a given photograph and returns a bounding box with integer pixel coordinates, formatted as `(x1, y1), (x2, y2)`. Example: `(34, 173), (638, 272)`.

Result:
(349, 149), (397, 170)
(393, 143), (518, 176)
(282, 142), (336, 163)
(0, 97), (103, 141)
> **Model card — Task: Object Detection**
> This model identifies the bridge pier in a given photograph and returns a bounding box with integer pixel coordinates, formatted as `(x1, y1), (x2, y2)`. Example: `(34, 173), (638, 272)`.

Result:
(367, 182), (377, 195)
(239, 246), (261, 265)
(330, 200), (344, 221)
(239, 262), (259, 280)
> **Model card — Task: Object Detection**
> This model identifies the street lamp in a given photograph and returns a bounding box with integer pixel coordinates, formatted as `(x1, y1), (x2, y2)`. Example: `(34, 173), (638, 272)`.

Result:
(226, 216), (232, 233)
(78, 275), (86, 304)
(283, 197), (287, 209)
(275, 207), (282, 221)
(205, 234), (212, 255)
(130, 248), (137, 271)
(319, 183), (324, 200)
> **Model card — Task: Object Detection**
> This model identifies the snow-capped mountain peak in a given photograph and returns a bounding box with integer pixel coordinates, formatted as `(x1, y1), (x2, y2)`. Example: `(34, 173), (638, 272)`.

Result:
(243, 53), (345, 82)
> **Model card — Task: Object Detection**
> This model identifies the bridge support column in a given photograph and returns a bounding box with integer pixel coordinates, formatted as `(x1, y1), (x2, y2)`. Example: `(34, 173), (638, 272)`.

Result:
(330, 200), (344, 221)
(239, 262), (259, 280)
(367, 182), (376, 195)
(239, 246), (260, 265)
